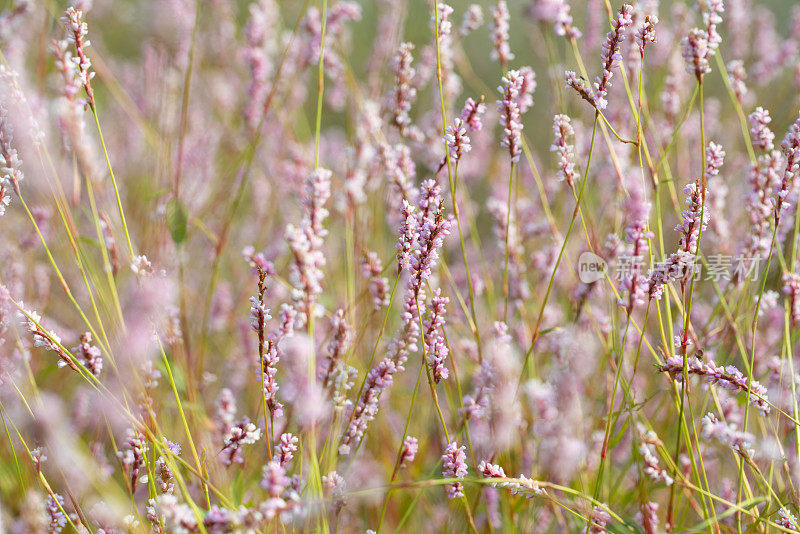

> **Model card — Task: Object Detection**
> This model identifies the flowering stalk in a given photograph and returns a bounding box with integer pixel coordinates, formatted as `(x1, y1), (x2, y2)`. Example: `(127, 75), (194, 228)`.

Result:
(423, 289), (449, 383)
(659, 356), (770, 415)
(497, 70), (525, 322)
(61, 7), (95, 110)
(592, 4), (633, 110)
(635, 15), (659, 56)
(775, 111), (800, 227)
(287, 167), (331, 325)
(527, 0), (581, 39)
(388, 43), (417, 137)
(551, 114), (577, 188)
(681, 0), (724, 81)
(441, 441), (468, 499)
(340, 180), (452, 456)
(490, 1), (513, 69)
(0, 105), (22, 216)
(360, 252), (390, 310)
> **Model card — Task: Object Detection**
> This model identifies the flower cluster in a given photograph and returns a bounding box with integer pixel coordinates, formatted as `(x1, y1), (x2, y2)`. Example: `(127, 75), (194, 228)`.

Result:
(341, 180), (452, 455)
(593, 4), (633, 110)
(659, 355), (769, 415)
(528, 0), (581, 39)
(478, 461), (546, 497)
(6, 1), (800, 531)
(388, 43), (417, 136)
(399, 436), (418, 468)
(60, 7), (95, 108)
(681, 0), (724, 80)
(286, 167), (331, 324)
(360, 252), (389, 310)
(221, 417), (262, 466)
(46, 493), (67, 533)
(775, 110), (800, 226)
(460, 5), (484, 37)
(444, 117), (471, 163)
(423, 289), (450, 383)
(441, 441), (468, 499)
(72, 332), (102, 377)
(749, 107), (775, 152)
(459, 96), (487, 132)
(0, 105), (21, 216)
(551, 114), (577, 187)
(497, 70), (524, 163)
(491, 1), (513, 67)
(701, 412), (755, 456)
(636, 15), (659, 55)
(117, 429), (148, 493)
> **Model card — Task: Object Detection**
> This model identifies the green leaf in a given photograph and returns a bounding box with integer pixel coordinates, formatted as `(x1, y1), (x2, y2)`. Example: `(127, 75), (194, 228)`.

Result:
(166, 198), (188, 245)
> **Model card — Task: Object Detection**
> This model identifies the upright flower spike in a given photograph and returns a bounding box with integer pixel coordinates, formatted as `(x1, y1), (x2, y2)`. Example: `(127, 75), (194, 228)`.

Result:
(497, 70), (524, 163)
(749, 107), (775, 152)
(636, 15), (659, 55)
(117, 429), (148, 493)
(551, 114), (577, 187)
(423, 289), (449, 383)
(340, 180), (452, 456)
(243, 0), (279, 131)
(444, 117), (471, 163)
(593, 4), (633, 110)
(274, 432), (299, 467)
(441, 441), (468, 499)
(459, 5), (484, 36)
(682, 29), (711, 79)
(459, 96), (487, 132)
(286, 167), (331, 324)
(260, 460), (289, 497)
(47, 494), (67, 533)
(622, 188), (654, 312)
(388, 43), (417, 136)
(360, 252), (390, 310)
(775, 111), (800, 226)
(0, 105), (22, 216)
(527, 0), (581, 39)
(516, 66), (537, 114)
(727, 60), (748, 103)
(399, 436), (418, 468)
(681, 0), (724, 80)
(60, 7), (95, 109)
(320, 308), (353, 391)
(702, 0), (724, 53)
(261, 305), (296, 420)
(646, 142), (725, 296)
(490, 1), (513, 68)
(433, 3), (460, 99)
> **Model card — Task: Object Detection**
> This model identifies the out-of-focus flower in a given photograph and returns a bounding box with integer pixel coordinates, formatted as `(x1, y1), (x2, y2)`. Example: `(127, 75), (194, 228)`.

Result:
(460, 5), (484, 36)
(497, 70), (524, 163)
(490, 1), (513, 67)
